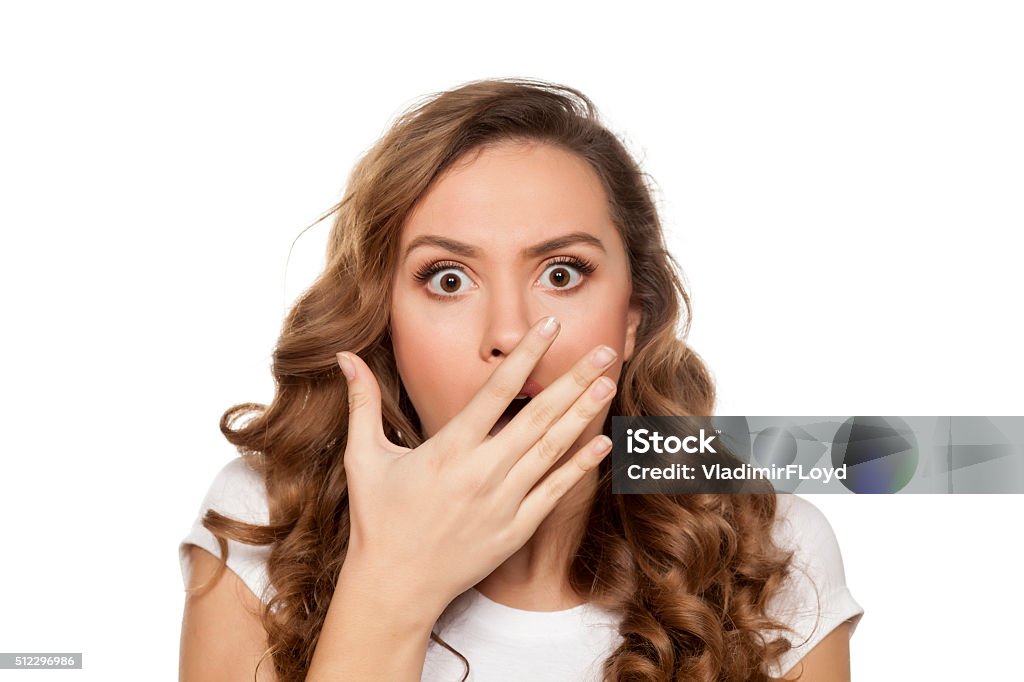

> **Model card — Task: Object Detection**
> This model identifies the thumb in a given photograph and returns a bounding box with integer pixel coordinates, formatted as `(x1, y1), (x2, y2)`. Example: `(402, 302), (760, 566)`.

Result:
(336, 351), (386, 447)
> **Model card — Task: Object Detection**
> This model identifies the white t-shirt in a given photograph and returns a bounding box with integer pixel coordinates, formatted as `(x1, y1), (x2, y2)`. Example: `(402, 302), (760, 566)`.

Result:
(180, 458), (864, 680)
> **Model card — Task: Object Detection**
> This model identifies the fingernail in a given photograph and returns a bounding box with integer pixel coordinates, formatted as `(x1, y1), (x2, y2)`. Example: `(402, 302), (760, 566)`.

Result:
(592, 435), (613, 454)
(336, 352), (356, 380)
(538, 316), (560, 338)
(590, 376), (616, 400)
(589, 345), (617, 368)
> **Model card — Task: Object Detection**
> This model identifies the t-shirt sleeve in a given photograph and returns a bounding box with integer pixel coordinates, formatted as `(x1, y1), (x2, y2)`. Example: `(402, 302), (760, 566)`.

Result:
(765, 494), (864, 678)
(178, 457), (274, 604)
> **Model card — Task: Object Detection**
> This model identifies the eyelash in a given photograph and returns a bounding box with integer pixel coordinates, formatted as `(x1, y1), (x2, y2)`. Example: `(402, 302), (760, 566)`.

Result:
(412, 256), (598, 301)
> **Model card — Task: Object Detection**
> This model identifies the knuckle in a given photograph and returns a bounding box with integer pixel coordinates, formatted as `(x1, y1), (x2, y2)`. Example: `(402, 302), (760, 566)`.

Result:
(433, 423), (464, 451)
(424, 449), (447, 477)
(526, 400), (557, 430)
(495, 524), (525, 553)
(574, 451), (594, 474)
(494, 524), (516, 547)
(572, 398), (600, 422)
(547, 476), (570, 501)
(457, 467), (492, 495)
(348, 391), (370, 413)
(534, 434), (563, 463)
(486, 377), (518, 402)
(571, 363), (592, 390)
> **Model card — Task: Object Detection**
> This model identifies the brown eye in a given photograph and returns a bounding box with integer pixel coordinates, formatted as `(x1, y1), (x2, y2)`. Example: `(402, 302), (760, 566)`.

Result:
(538, 263), (584, 291)
(426, 268), (473, 296)
(441, 273), (460, 292)
(548, 267), (570, 287)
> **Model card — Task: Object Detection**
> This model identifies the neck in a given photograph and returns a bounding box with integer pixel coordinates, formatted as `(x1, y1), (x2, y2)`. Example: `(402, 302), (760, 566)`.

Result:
(474, 468), (599, 611)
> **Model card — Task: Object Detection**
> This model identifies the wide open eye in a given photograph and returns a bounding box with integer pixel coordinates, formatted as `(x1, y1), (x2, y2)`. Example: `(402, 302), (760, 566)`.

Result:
(426, 267), (475, 297)
(537, 260), (588, 291)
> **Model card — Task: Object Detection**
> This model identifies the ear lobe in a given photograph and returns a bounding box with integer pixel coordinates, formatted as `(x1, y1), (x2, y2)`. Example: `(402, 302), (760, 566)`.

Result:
(623, 302), (642, 362)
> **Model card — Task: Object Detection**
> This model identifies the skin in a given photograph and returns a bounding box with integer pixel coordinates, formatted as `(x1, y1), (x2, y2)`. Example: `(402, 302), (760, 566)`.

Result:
(389, 139), (641, 609)
(180, 139), (852, 681)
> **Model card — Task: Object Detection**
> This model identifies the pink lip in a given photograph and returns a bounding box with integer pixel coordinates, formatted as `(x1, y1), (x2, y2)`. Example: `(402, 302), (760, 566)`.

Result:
(517, 378), (544, 399)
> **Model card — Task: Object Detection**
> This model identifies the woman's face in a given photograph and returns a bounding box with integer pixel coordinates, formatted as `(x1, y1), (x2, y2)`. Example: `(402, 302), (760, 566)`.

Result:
(390, 140), (641, 448)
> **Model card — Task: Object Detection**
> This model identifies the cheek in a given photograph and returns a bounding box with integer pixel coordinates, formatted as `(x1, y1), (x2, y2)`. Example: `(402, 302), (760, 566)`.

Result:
(391, 300), (480, 427)
(556, 298), (632, 364)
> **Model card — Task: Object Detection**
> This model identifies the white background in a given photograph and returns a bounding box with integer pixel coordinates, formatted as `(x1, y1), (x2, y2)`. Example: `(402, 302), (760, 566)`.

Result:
(1, 1), (1021, 679)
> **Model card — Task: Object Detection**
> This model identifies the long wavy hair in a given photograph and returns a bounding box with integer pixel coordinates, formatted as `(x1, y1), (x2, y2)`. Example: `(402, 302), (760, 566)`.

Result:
(190, 78), (798, 681)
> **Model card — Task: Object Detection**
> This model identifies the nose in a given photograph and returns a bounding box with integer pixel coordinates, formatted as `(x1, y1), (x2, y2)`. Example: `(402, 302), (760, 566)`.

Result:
(479, 282), (537, 360)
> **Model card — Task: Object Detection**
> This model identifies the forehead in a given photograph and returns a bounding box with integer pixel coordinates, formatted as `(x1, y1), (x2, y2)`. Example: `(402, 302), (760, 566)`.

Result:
(400, 141), (618, 250)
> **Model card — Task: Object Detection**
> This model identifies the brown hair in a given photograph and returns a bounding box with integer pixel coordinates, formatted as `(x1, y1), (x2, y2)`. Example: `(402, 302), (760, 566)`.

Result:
(191, 78), (797, 681)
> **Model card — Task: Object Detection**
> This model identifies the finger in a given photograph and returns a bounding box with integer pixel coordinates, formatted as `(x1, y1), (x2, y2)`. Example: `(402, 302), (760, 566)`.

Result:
(493, 344), (617, 468)
(336, 351), (387, 448)
(502, 375), (616, 495)
(443, 315), (561, 443)
(513, 434), (612, 534)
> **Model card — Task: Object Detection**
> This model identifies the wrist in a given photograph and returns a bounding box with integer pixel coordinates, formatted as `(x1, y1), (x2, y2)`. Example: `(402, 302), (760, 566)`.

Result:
(309, 554), (442, 681)
(337, 552), (448, 630)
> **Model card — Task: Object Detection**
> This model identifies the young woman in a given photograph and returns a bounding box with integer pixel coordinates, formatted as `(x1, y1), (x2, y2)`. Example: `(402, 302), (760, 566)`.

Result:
(179, 78), (863, 681)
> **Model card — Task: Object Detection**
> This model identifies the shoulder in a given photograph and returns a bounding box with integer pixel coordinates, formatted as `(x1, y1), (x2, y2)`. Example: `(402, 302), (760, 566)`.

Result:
(200, 457), (271, 523)
(765, 494), (864, 678)
(772, 494), (847, 586)
(179, 457), (274, 604)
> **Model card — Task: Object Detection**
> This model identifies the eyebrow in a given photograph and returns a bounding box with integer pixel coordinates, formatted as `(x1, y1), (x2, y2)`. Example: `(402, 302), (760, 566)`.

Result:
(403, 231), (607, 261)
